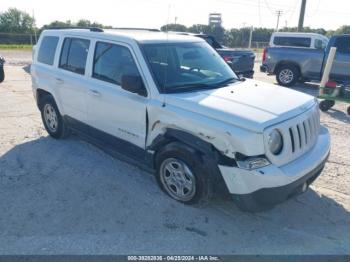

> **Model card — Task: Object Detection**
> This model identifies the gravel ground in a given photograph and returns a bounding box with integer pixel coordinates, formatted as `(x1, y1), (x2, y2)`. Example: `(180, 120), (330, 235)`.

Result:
(0, 50), (349, 255)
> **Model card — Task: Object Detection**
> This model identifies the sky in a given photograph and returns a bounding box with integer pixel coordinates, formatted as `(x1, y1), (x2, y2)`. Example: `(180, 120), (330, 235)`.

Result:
(2, 0), (350, 30)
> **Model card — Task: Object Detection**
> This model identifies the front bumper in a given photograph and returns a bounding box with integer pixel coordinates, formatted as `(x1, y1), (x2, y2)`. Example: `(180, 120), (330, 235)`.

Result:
(219, 126), (331, 211)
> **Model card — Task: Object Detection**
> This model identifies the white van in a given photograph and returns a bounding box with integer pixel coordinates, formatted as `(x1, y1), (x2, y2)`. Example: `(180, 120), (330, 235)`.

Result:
(270, 32), (329, 49)
(31, 28), (330, 211)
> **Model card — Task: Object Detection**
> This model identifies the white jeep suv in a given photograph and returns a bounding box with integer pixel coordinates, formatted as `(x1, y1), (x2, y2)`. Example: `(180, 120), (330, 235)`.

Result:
(31, 28), (330, 211)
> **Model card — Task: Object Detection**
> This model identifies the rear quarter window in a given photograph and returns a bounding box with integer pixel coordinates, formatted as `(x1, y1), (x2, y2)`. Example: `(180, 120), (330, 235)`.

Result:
(37, 36), (59, 65)
(273, 36), (311, 48)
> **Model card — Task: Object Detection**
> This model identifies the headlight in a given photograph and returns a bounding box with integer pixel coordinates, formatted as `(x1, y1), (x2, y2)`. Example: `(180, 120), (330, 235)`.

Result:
(268, 129), (283, 155)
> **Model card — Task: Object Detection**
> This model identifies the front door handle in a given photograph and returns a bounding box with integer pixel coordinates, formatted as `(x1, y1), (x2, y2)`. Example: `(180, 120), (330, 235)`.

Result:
(89, 89), (101, 97)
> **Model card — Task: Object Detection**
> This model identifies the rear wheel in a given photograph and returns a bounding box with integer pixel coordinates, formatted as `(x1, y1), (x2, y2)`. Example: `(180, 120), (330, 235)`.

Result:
(155, 142), (211, 205)
(40, 95), (70, 139)
(347, 106), (350, 115)
(319, 100), (335, 112)
(276, 65), (300, 87)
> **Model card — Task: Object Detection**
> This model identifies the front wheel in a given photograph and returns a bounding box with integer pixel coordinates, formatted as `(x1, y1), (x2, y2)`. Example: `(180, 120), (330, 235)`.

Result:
(155, 142), (211, 205)
(276, 65), (300, 87)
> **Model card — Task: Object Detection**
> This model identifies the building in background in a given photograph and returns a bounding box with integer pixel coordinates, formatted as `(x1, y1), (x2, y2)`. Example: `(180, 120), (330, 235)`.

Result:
(209, 13), (222, 27)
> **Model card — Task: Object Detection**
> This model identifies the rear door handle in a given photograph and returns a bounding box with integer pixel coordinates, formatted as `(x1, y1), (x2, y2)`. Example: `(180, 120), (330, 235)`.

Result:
(89, 89), (101, 97)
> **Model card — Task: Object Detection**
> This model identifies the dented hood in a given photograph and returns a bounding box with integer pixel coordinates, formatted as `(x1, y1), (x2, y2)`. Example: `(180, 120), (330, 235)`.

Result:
(165, 79), (316, 132)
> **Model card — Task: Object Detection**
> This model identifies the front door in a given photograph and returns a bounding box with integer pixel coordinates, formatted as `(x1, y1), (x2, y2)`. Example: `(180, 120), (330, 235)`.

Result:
(86, 40), (148, 149)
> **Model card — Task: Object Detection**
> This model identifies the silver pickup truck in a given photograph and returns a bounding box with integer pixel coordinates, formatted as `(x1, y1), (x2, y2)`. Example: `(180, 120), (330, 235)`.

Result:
(260, 34), (350, 86)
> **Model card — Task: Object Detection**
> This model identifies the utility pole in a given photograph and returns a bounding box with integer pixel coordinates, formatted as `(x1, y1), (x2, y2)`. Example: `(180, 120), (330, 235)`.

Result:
(275, 10), (283, 32)
(248, 26), (254, 49)
(32, 9), (37, 44)
(298, 0), (307, 31)
(174, 16), (178, 25)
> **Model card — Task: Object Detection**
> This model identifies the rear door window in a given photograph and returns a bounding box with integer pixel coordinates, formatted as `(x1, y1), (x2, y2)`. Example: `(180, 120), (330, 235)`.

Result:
(273, 37), (311, 48)
(37, 36), (59, 65)
(59, 37), (90, 75)
(334, 37), (350, 54)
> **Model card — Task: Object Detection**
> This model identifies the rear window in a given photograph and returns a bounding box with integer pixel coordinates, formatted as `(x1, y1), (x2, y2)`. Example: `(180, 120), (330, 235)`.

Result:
(334, 37), (350, 54)
(37, 36), (59, 65)
(59, 37), (90, 75)
(273, 36), (311, 48)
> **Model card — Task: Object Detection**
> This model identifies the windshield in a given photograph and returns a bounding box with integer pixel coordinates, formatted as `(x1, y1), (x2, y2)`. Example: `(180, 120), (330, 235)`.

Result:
(141, 42), (238, 93)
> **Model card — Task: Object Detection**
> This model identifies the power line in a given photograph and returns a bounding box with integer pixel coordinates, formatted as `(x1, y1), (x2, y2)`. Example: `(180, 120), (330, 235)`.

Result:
(263, 0), (276, 15)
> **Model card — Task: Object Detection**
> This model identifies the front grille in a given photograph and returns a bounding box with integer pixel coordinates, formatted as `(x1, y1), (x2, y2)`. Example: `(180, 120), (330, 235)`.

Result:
(264, 104), (320, 167)
(287, 108), (320, 155)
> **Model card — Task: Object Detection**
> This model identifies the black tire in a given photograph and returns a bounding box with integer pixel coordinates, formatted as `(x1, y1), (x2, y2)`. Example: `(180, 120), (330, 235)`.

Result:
(276, 64), (300, 87)
(40, 95), (70, 139)
(347, 106), (350, 115)
(319, 100), (335, 112)
(155, 142), (212, 205)
(0, 67), (4, 83)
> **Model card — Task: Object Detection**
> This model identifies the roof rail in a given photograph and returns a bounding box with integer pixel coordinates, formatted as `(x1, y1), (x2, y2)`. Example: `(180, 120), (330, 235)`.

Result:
(112, 27), (160, 32)
(44, 27), (104, 32)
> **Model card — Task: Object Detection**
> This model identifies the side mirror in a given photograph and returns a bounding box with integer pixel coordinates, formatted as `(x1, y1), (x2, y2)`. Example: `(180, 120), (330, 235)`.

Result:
(121, 75), (147, 97)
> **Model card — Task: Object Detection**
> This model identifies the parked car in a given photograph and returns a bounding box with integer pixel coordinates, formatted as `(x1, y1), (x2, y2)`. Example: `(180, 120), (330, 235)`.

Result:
(31, 28), (330, 211)
(0, 56), (4, 83)
(269, 32), (329, 49)
(261, 34), (350, 86)
(172, 32), (255, 78)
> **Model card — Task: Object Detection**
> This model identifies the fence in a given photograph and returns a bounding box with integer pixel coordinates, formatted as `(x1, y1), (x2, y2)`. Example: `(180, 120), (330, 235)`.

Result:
(0, 32), (38, 45)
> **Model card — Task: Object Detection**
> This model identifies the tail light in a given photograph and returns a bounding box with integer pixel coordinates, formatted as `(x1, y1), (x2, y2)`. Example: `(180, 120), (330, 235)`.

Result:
(262, 48), (267, 62)
(325, 80), (337, 88)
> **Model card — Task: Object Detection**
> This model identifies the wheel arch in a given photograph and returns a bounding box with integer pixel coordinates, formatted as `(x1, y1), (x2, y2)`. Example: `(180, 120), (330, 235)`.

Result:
(274, 60), (301, 75)
(148, 128), (236, 197)
(36, 88), (52, 110)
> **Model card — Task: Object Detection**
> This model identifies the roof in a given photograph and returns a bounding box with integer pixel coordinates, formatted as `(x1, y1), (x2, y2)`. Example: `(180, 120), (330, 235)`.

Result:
(41, 28), (204, 44)
(272, 32), (329, 39)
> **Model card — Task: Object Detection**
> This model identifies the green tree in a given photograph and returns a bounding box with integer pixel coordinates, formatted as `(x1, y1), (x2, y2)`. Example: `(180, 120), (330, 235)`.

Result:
(160, 23), (187, 32)
(187, 24), (225, 44)
(335, 25), (350, 35)
(0, 8), (35, 33)
(42, 20), (73, 29)
(76, 19), (91, 27)
(188, 24), (210, 34)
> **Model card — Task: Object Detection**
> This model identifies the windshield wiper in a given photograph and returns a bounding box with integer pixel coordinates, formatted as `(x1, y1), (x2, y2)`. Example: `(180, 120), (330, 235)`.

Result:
(213, 77), (238, 87)
(165, 78), (238, 93)
(166, 83), (214, 92)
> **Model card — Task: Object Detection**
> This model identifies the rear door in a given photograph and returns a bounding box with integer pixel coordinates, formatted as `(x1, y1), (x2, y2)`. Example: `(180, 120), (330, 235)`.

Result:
(86, 40), (148, 149)
(56, 37), (91, 123)
(330, 36), (350, 83)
